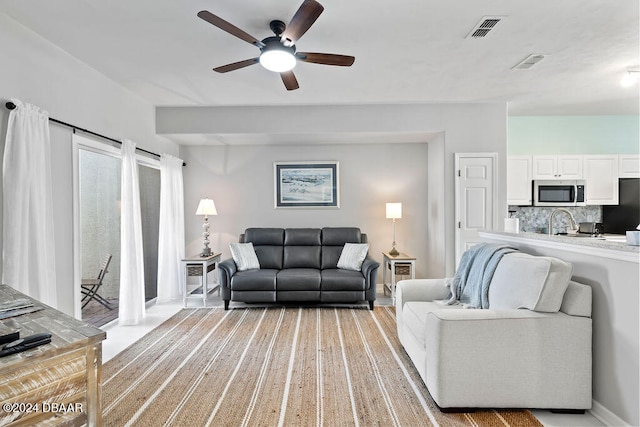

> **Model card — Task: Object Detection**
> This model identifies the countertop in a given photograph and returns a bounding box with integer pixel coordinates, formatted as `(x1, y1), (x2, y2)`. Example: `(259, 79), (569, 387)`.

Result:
(479, 230), (640, 262)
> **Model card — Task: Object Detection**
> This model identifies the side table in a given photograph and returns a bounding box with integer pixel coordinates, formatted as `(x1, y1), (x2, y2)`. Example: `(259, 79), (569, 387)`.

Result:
(382, 251), (416, 300)
(181, 253), (221, 307)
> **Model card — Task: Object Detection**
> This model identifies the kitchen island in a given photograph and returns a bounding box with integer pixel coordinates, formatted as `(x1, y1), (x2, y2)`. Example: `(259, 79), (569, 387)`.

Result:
(479, 230), (639, 427)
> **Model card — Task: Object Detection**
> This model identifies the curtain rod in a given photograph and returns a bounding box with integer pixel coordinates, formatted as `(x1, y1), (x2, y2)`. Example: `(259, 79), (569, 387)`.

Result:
(5, 101), (185, 166)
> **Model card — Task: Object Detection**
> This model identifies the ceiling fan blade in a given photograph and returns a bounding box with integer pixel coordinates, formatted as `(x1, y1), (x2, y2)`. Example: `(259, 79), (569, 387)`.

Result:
(281, 0), (324, 45)
(213, 58), (259, 73)
(197, 11), (265, 48)
(280, 71), (300, 91)
(296, 52), (355, 66)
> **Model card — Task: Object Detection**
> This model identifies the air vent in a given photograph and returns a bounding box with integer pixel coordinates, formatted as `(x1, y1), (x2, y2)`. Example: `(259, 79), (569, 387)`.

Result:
(512, 54), (546, 70)
(466, 16), (504, 39)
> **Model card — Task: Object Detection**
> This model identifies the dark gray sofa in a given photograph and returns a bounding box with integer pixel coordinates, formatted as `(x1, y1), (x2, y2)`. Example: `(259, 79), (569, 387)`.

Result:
(218, 227), (380, 310)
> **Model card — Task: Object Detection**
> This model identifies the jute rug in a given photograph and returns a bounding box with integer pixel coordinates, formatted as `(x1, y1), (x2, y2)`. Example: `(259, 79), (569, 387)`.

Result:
(102, 306), (542, 426)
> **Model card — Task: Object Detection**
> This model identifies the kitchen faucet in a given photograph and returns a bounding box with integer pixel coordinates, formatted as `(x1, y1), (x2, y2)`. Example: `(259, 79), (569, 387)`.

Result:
(548, 208), (579, 236)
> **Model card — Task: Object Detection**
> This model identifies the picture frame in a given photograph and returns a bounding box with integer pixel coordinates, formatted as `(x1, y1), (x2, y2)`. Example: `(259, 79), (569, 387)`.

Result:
(274, 161), (340, 208)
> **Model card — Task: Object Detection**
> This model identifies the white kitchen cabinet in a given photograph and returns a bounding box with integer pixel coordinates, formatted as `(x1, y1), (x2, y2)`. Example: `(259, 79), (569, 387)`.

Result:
(507, 156), (532, 205)
(584, 155), (619, 205)
(532, 155), (583, 179)
(619, 154), (640, 178)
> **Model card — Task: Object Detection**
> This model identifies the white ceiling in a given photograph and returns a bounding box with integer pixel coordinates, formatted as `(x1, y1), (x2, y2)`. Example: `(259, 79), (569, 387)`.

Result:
(0, 0), (638, 120)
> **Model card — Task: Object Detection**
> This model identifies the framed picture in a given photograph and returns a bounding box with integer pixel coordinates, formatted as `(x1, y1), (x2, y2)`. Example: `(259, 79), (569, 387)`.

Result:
(274, 161), (340, 208)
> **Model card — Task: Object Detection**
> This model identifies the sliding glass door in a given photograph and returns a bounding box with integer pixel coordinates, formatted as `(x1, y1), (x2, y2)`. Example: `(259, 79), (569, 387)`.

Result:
(76, 136), (160, 326)
(139, 165), (160, 301)
(79, 148), (121, 326)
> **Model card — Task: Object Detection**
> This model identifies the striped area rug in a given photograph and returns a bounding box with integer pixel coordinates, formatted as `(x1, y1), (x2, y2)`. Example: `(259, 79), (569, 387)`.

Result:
(102, 306), (542, 426)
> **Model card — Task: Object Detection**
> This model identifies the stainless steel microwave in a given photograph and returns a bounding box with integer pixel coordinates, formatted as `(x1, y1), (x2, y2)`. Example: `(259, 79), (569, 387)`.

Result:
(533, 180), (586, 206)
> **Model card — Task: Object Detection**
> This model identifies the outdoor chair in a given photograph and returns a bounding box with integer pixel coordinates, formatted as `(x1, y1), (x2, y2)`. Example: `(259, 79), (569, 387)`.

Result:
(81, 254), (113, 310)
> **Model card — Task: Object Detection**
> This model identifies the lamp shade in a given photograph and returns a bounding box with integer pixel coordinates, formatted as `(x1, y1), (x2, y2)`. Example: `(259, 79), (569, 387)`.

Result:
(386, 203), (402, 219)
(196, 198), (217, 216)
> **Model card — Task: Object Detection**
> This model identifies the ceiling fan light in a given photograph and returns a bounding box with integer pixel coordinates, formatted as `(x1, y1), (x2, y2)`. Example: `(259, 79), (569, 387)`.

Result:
(260, 49), (296, 72)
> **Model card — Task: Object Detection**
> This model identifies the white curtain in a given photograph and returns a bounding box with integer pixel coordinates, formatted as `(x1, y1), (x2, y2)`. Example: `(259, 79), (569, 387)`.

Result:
(156, 154), (185, 303)
(2, 99), (57, 307)
(119, 139), (145, 325)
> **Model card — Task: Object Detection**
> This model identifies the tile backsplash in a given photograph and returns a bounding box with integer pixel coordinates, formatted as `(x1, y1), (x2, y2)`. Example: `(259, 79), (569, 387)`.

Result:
(508, 205), (602, 234)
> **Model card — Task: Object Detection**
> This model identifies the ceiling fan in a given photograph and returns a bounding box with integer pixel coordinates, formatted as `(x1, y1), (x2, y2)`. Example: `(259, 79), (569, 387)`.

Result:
(197, 0), (355, 91)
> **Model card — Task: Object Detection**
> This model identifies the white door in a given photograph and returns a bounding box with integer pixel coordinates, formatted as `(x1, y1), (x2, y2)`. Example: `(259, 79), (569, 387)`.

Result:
(455, 153), (497, 267)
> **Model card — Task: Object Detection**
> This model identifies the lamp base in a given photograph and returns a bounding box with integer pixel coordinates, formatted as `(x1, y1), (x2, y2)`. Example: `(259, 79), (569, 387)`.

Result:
(389, 247), (399, 256)
(200, 248), (212, 257)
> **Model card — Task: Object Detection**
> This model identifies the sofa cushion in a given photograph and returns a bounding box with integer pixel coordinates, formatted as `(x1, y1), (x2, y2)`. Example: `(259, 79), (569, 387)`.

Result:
(243, 228), (284, 245)
(253, 246), (283, 270)
(337, 243), (369, 271)
(321, 227), (363, 269)
(243, 228), (284, 269)
(284, 228), (321, 246)
(284, 246), (321, 269)
(321, 227), (362, 245)
(321, 269), (366, 291)
(230, 269), (278, 291)
(560, 281), (592, 317)
(277, 268), (321, 291)
(229, 242), (260, 271)
(489, 253), (573, 312)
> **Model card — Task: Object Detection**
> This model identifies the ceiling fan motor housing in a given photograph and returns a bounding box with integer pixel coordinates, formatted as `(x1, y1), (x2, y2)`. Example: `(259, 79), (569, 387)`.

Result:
(261, 36), (297, 55)
(269, 20), (287, 37)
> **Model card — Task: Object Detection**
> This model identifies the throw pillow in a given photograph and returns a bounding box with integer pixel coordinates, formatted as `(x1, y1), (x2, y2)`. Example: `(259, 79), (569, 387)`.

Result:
(229, 242), (260, 271)
(337, 243), (369, 271)
(488, 252), (572, 312)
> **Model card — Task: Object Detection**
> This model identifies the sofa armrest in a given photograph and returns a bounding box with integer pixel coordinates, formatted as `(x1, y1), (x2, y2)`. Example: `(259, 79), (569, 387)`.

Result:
(396, 279), (450, 306)
(395, 278), (450, 343)
(218, 258), (236, 300)
(361, 257), (380, 279)
(424, 309), (592, 409)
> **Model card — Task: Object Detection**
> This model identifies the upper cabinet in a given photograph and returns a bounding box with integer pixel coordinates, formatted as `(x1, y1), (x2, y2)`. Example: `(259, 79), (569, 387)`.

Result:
(619, 154), (640, 178)
(508, 154), (636, 206)
(532, 155), (583, 179)
(507, 156), (532, 205)
(584, 155), (619, 205)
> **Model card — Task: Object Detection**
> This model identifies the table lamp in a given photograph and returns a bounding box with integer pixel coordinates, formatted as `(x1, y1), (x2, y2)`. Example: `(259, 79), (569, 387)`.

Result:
(386, 202), (402, 256)
(196, 198), (217, 257)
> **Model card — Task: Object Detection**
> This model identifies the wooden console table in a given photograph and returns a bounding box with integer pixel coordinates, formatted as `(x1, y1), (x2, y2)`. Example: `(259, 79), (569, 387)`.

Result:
(0, 285), (106, 426)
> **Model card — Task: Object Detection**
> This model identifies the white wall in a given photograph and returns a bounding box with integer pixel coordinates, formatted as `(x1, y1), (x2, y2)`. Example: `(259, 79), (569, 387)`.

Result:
(162, 103), (508, 277)
(182, 142), (430, 278)
(481, 231), (639, 427)
(0, 12), (179, 315)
